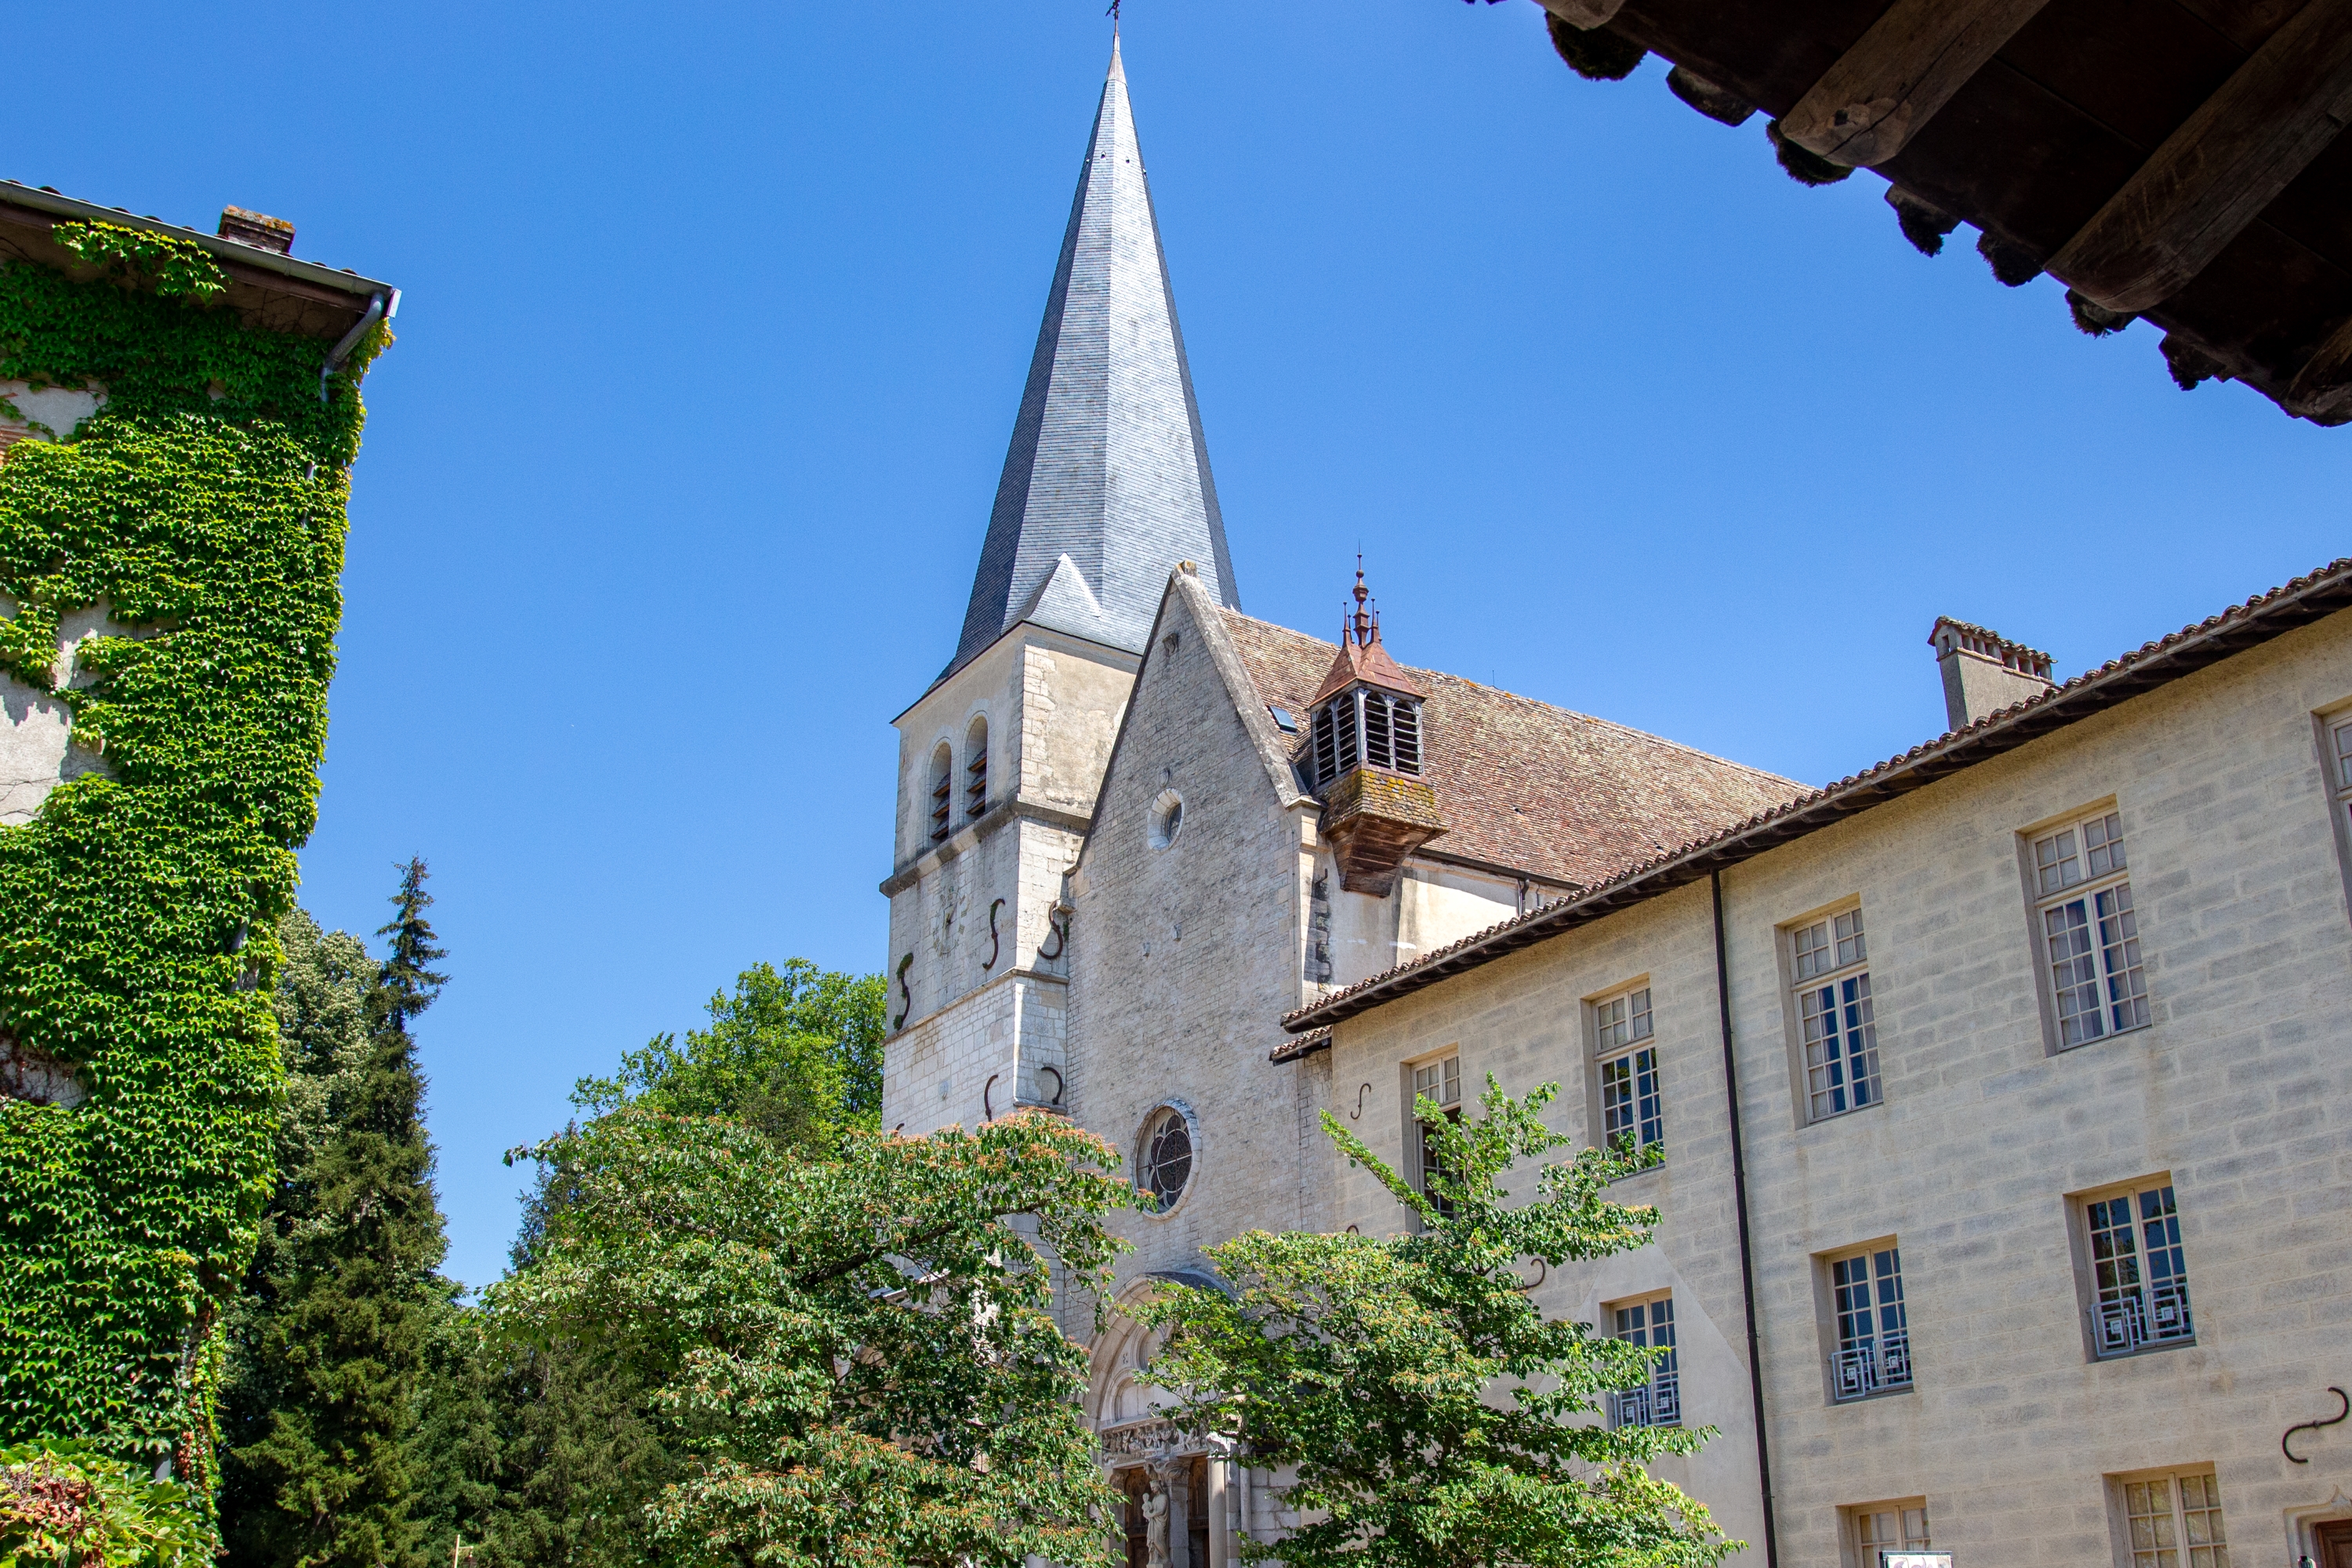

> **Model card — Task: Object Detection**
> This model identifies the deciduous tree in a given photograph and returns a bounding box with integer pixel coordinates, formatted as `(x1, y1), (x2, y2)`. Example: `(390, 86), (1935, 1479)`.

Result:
(1138, 1080), (1736, 1568)
(488, 1107), (1131, 1568)
(572, 959), (885, 1152)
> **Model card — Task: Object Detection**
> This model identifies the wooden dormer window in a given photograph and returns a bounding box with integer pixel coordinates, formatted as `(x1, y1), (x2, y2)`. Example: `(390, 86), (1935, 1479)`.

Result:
(1390, 698), (1421, 773)
(1312, 695), (1357, 786)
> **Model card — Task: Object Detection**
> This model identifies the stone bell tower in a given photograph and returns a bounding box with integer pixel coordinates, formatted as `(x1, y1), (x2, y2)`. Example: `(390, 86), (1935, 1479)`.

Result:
(880, 36), (1240, 1137)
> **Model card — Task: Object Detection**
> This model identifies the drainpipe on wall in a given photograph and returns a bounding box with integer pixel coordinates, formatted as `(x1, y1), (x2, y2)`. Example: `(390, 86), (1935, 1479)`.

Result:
(318, 289), (397, 404)
(1711, 869), (1780, 1568)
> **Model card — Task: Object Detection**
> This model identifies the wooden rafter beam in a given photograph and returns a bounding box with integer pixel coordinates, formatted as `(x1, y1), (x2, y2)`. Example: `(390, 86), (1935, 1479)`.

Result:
(2286, 313), (2352, 421)
(1535, 0), (1627, 31)
(2051, 0), (2352, 314)
(1780, 0), (2056, 167)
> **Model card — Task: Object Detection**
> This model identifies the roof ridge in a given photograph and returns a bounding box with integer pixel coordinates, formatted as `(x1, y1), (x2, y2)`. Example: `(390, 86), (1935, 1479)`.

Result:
(1221, 607), (1804, 791)
(1283, 556), (2352, 1033)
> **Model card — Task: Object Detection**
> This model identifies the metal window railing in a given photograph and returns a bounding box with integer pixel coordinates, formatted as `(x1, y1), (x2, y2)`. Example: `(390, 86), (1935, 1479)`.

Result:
(1832, 1329), (1912, 1401)
(2094, 1285), (2194, 1356)
(1610, 1367), (1680, 1428)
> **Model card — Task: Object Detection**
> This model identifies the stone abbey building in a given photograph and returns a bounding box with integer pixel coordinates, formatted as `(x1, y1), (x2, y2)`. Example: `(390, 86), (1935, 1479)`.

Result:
(880, 42), (2352, 1568)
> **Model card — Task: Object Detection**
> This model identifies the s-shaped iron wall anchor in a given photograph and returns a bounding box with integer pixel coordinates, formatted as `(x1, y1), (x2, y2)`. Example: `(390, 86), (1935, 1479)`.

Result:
(2282, 1386), (2348, 1463)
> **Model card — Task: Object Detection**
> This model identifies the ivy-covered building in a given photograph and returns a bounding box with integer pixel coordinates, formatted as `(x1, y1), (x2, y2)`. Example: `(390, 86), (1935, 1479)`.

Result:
(0, 181), (395, 1483)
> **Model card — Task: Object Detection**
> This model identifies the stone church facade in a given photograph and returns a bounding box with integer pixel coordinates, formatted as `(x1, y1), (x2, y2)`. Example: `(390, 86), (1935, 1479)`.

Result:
(880, 42), (2352, 1568)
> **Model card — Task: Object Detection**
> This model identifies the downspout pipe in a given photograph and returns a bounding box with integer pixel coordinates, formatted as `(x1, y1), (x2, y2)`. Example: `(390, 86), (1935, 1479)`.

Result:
(1711, 868), (1779, 1568)
(318, 288), (396, 405)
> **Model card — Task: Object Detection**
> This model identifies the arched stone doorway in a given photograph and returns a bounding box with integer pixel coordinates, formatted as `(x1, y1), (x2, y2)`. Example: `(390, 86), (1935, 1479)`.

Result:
(1087, 1273), (1243, 1568)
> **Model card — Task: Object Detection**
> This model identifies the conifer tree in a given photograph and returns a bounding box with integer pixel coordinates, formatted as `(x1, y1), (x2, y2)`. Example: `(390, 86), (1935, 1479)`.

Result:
(219, 862), (455, 1568)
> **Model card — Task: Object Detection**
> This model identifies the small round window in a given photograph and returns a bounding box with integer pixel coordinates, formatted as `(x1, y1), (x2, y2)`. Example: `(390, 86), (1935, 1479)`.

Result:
(1137, 1105), (1193, 1211)
(1150, 789), (1185, 849)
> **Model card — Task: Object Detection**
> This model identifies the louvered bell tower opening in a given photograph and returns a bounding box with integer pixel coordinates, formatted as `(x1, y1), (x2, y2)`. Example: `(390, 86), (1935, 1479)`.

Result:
(1308, 689), (1421, 793)
(1299, 568), (1446, 897)
(965, 717), (989, 822)
(929, 743), (954, 844)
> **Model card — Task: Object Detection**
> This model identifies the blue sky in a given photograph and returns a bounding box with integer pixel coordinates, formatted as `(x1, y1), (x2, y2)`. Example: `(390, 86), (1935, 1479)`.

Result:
(16, 2), (2345, 1289)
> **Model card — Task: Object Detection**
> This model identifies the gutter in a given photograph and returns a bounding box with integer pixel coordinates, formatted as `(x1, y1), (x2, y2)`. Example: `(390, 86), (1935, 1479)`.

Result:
(320, 289), (397, 402)
(1283, 556), (2352, 1033)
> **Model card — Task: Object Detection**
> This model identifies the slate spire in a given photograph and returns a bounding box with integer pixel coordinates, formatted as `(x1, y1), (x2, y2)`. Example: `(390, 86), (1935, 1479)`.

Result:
(946, 36), (1240, 678)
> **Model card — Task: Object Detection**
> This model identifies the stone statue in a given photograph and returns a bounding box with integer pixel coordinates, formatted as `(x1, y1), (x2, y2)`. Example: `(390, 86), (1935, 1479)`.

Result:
(1142, 1468), (1172, 1568)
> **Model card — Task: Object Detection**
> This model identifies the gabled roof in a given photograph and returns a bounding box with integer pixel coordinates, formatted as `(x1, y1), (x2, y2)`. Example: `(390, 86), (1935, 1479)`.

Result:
(1285, 556), (2352, 1033)
(1223, 611), (1804, 888)
(944, 38), (1240, 683)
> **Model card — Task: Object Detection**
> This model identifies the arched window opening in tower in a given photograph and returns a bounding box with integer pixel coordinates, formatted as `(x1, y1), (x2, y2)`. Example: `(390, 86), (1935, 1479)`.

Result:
(928, 743), (953, 843)
(964, 717), (989, 822)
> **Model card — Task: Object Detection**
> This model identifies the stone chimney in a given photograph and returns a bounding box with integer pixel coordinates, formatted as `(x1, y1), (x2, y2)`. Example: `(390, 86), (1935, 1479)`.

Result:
(216, 206), (294, 256)
(1930, 616), (2056, 731)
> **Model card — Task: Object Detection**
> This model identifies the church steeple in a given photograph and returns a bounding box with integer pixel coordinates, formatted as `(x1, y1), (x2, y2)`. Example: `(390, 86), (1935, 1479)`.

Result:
(945, 36), (1240, 679)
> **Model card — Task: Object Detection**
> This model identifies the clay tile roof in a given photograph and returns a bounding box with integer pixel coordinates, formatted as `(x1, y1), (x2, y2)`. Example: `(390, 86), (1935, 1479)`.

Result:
(1284, 557), (2352, 1033)
(1224, 610), (1805, 889)
(1308, 633), (1426, 706)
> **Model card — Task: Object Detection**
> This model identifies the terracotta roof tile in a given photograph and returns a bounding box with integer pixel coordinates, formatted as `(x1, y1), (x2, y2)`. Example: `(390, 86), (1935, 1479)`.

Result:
(1284, 557), (2352, 1033)
(1223, 611), (1805, 888)
(1308, 633), (1425, 705)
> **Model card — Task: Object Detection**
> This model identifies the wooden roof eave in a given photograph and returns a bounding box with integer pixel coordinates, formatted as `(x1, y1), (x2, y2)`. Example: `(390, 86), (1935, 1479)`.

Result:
(1543, 0), (2352, 424)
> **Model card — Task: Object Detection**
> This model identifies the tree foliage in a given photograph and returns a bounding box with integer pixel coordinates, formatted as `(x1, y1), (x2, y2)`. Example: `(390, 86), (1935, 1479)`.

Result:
(447, 960), (887, 1565)
(487, 1106), (1132, 1568)
(0, 1439), (208, 1567)
(216, 866), (454, 1568)
(574, 960), (884, 1152)
(1138, 1079), (1736, 1568)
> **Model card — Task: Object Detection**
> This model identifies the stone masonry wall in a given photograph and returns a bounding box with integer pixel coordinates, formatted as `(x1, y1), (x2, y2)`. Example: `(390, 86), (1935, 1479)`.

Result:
(1317, 609), (2352, 1566)
(1065, 579), (1318, 1337)
(883, 623), (1124, 1138)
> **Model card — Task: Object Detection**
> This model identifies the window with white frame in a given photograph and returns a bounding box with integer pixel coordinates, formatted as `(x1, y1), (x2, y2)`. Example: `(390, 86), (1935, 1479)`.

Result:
(2085, 1181), (2194, 1356)
(2117, 1470), (2229, 1568)
(1829, 1243), (1911, 1400)
(2331, 713), (2352, 833)
(1607, 1295), (1679, 1428)
(2033, 808), (2150, 1047)
(1791, 908), (1879, 1120)
(1849, 1501), (1931, 1563)
(1411, 1054), (1462, 1214)
(1595, 985), (1662, 1156)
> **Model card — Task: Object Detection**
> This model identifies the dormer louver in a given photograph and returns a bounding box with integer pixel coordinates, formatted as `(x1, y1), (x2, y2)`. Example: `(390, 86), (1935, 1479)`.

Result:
(1303, 570), (1446, 896)
(1308, 688), (1422, 792)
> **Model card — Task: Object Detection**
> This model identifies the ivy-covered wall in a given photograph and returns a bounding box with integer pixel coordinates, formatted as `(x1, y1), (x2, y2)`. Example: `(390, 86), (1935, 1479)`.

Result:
(0, 220), (388, 1490)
